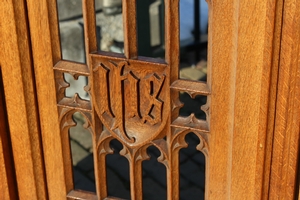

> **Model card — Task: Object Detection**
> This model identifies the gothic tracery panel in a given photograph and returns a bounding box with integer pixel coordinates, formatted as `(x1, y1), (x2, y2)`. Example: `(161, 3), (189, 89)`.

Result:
(53, 0), (210, 199)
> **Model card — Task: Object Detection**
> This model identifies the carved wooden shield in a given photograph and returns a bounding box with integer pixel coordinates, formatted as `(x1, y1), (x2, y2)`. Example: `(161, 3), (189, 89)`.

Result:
(91, 54), (170, 146)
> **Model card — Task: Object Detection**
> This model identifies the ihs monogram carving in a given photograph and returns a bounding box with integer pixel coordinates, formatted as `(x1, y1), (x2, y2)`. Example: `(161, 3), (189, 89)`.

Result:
(91, 56), (170, 146)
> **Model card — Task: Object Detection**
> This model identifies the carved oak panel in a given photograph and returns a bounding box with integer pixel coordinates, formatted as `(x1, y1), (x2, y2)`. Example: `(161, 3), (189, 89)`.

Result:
(91, 55), (170, 146)
(51, 0), (210, 199)
(17, 0), (300, 198)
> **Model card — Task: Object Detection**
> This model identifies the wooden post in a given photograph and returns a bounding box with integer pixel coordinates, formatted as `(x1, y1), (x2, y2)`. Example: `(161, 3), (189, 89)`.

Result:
(269, 0), (300, 199)
(0, 0), (47, 199)
(25, 0), (72, 198)
(207, 0), (286, 199)
(0, 70), (18, 200)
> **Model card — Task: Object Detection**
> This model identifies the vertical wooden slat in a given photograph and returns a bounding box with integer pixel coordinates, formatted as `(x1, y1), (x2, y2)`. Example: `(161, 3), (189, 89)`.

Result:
(82, 2), (105, 198)
(230, 1), (271, 198)
(95, 132), (110, 199)
(97, 150), (108, 199)
(0, 0), (47, 199)
(122, 0), (138, 59)
(205, 0), (236, 198)
(168, 148), (180, 200)
(130, 160), (143, 200)
(82, 0), (98, 58)
(269, 0), (300, 198)
(0, 70), (18, 200)
(165, 0), (179, 80)
(47, 0), (62, 64)
(165, 6), (180, 200)
(165, 0), (180, 148)
(208, 0), (281, 199)
(261, 0), (284, 198)
(25, 0), (71, 199)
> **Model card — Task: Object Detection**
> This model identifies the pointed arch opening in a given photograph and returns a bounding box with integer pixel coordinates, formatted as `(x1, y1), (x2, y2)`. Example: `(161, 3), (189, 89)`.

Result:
(69, 111), (95, 192)
(142, 145), (167, 200)
(106, 139), (131, 199)
(179, 132), (205, 199)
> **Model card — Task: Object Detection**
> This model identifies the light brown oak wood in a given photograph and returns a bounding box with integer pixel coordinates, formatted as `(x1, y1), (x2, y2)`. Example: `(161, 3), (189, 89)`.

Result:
(0, 0), (47, 199)
(25, 0), (72, 198)
(269, 0), (300, 199)
(207, 0), (283, 198)
(0, 71), (18, 200)
(1, 0), (300, 199)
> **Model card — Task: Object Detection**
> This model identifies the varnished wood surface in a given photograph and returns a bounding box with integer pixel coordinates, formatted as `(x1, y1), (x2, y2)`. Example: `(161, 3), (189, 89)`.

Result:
(25, 0), (72, 198)
(67, 190), (98, 200)
(0, 71), (18, 200)
(122, 0), (138, 59)
(261, 0), (284, 198)
(0, 0), (47, 199)
(207, 0), (287, 199)
(269, 0), (300, 198)
(1, 0), (299, 199)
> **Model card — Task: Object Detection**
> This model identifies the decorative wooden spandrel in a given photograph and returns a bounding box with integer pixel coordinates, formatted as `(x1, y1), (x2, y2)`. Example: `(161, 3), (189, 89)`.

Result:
(91, 55), (170, 146)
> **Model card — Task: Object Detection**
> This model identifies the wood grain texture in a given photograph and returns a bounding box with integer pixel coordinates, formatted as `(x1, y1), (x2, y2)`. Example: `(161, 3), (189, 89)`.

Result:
(67, 189), (98, 200)
(207, 0), (282, 199)
(7, 0), (299, 199)
(0, 70), (18, 200)
(122, 0), (138, 59)
(0, 0), (47, 199)
(261, 0), (285, 198)
(25, 0), (71, 199)
(269, 0), (300, 199)
(28, 0), (209, 200)
(91, 56), (169, 146)
(82, 0), (98, 58)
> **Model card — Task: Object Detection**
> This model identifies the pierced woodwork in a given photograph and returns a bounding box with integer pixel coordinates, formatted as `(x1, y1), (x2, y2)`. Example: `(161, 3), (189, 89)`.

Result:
(3, 0), (300, 198)
(52, 0), (210, 199)
(179, 133), (206, 199)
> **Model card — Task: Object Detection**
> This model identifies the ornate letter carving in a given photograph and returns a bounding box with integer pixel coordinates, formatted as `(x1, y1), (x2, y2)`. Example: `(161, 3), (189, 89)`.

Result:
(142, 73), (165, 125)
(92, 56), (170, 146)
